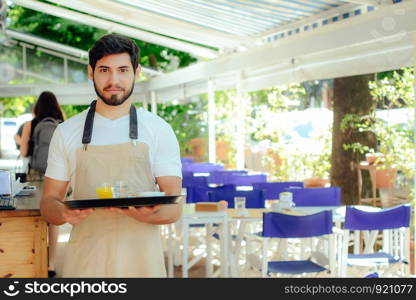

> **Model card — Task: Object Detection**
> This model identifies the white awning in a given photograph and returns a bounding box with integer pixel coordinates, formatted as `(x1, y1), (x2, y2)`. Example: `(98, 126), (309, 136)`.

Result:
(1, 0), (414, 104)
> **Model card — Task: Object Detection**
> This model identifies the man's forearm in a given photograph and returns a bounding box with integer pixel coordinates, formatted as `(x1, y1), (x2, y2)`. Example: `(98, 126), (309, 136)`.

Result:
(40, 196), (67, 225)
(146, 179), (182, 224)
(145, 203), (182, 225)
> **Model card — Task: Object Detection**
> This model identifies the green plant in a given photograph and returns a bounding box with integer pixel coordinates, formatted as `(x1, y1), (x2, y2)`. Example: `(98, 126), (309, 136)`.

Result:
(156, 100), (208, 157)
(341, 68), (415, 182)
(373, 121), (414, 177)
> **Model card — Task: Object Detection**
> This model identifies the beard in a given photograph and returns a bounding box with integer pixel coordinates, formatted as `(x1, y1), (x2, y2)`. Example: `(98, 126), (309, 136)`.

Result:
(93, 80), (135, 106)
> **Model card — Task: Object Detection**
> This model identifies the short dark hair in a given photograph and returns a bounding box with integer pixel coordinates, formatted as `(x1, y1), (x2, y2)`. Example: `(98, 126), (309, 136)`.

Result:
(89, 34), (140, 70)
(33, 91), (64, 121)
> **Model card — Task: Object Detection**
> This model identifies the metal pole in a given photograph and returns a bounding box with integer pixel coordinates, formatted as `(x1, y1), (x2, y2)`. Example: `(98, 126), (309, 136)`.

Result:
(142, 96), (148, 111)
(208, 79), (216, 163)
(63, 57), (68, 83)
(236, 70), (245, 170)
(22, 45), (27, 81)
(151, 90), (157, 114)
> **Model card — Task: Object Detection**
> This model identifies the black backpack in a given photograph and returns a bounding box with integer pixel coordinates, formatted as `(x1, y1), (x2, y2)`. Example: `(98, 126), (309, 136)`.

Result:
(29, 117), (59, 174)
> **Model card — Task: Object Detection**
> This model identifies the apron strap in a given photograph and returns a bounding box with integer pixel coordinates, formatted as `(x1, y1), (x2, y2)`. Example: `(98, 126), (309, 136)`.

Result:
(82, 100), (138, 149)
(82, 100), (97, 149)
(129, 104), (138, 140)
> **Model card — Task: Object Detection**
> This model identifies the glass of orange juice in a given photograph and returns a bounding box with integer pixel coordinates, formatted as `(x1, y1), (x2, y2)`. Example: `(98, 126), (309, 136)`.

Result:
(96, 183), (113, 199)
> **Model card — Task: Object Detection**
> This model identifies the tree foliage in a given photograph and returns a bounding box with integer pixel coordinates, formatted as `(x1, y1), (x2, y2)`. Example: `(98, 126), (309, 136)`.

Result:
(0, 95), (36, 117)
(156, 101), (208, 156)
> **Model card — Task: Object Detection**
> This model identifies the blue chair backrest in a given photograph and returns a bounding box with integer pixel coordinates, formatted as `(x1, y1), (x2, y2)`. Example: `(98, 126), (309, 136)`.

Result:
(228, 174), (267, 186)
(208, 188), (266, 208)
(262, 210), (333, 238)
(186, 184), (236, 203)
(252, 182), (304, 200)
(182, 162), (224, 173)
(344, 205), (411, 231)
(182, 171), (193, 185)
(285, 187), (341, 206)
(207, 170), (248, 184)
(365, 272), (379, 278)
(181, 157), (194, 165)
(182, 172), (209, 188)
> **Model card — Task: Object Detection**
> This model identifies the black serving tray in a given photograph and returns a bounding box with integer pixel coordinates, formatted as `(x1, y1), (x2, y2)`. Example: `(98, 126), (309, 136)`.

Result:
(64, 195), (182, 209)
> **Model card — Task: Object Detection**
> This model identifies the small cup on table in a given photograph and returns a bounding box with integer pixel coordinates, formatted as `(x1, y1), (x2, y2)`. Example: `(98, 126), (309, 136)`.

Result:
(234, 196), (248, 217)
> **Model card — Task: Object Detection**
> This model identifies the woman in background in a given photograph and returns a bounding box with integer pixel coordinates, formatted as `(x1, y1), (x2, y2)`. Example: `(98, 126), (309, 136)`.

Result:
(20, 91), (64, 163)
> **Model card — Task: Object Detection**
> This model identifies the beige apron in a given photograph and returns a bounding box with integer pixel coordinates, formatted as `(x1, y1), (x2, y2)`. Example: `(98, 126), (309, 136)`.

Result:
(62, 101), (166, 277)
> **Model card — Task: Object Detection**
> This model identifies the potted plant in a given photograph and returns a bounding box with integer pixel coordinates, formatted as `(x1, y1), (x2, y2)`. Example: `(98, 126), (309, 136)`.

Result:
(365, 152), (383, 165)
(303, 153), (330, 188)
(303, 177), (329, 188)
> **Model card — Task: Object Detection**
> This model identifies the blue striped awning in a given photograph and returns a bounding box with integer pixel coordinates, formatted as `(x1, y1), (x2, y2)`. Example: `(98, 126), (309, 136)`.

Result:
(112, 0), (377, 37)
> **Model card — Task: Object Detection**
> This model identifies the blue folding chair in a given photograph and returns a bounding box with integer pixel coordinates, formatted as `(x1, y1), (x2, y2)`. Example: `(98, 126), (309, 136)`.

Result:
(257, 211), (336, 277)
(181, 157), (194, 165)
(207, 170), (248, 185)
(285, 187), (341, 206)
(340, 205), (411, 277)
(182, 164), (224, 189)
(182, 163), (224, 173)
(182, 172), (209, 189)
(252, 182), (303, 200)
(208, 188), (266, 208)
(186, 184), (235, 204)
(228, 174), (267, 186)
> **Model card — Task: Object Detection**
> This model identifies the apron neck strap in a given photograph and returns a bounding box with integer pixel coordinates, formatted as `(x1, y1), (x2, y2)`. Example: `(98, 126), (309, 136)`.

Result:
(129, 104), (138, 140)
(82, 100), (97, 146)
(82, 100), (138, 148)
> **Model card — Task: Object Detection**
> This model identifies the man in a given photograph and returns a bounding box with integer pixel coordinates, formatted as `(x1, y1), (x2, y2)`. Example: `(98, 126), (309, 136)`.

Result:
(40, 34), (182, 277)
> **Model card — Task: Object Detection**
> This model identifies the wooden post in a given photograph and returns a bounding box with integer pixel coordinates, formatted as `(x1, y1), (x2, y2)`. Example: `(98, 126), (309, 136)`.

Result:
(208, 79), (216, 163)
(151, 90), (157, 114)
(236, 70), (245, 170)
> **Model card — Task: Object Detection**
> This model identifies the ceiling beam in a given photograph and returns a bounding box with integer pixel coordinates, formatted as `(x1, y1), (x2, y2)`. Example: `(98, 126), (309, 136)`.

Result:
(45, 0), (249, 50)
(340, 0), (382, 5)
(6, 29), (88, 59)
(5, 29), (163, 76)
(12, 0), (218, 58)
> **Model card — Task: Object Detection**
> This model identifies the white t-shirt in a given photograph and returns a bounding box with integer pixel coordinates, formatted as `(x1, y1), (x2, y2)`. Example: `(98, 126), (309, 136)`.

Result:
(45, 107), (182, 192)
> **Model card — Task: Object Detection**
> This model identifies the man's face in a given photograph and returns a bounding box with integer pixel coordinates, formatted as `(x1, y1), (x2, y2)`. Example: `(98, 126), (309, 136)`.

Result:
(89, 53), (140, 106)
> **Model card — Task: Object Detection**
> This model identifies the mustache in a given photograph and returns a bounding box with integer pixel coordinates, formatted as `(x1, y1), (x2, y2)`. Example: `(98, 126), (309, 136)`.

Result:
(103, 85), (125, 91)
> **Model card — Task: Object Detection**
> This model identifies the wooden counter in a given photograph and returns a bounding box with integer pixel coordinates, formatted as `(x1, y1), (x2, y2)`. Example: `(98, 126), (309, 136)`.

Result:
(0, 184), (48, 278)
